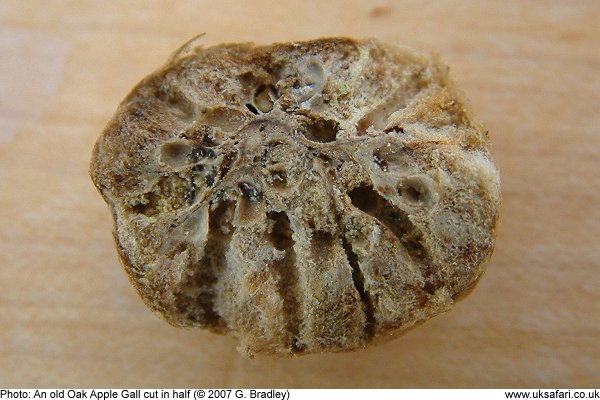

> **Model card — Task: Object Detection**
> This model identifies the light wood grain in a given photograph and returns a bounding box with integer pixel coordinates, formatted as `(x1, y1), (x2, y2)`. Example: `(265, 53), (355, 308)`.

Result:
(1, 0), (599, 388)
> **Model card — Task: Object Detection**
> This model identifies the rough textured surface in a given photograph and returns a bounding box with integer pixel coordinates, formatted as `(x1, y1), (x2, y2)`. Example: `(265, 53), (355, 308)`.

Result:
(3, 0), (599, 387)
(90, 37), (500, 356)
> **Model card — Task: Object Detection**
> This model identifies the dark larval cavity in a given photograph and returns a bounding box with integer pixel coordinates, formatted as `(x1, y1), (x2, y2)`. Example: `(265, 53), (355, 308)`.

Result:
(348, 185), (429, 262)
(253, 84), (277, 113)
(175, 200), (236, 328)
(301, 119), (339, 143)
(245, 103), (259, 115)
(238, 182), (262, 202)
(219, 150), (238, 179)
(342, 236), (375, 339)
(266, 211), (301, 351)
(267, 211), (293, 251)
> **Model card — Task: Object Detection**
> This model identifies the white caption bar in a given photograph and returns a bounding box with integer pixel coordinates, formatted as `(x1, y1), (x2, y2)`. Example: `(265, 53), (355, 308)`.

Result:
(0, 389), (599, 400)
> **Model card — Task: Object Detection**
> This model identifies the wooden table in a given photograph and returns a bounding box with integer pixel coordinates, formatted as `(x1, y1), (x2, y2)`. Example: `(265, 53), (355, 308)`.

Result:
(1, 0), (598, 388)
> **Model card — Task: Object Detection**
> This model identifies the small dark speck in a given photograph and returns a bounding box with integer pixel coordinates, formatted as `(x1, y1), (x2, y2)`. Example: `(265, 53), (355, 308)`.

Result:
(205, 174), (215, 187)
(245, 103), (259, 115)
(384, 126), (405, 134)
(238, 182), (261, 202)
(373, 148), (388, 171)
(201, 133), (216, 147)
(191, 146), (215, 162)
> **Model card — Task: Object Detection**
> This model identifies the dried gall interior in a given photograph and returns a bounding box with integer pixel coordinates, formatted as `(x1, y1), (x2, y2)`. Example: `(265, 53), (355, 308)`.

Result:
(90, 38), (500, 356)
